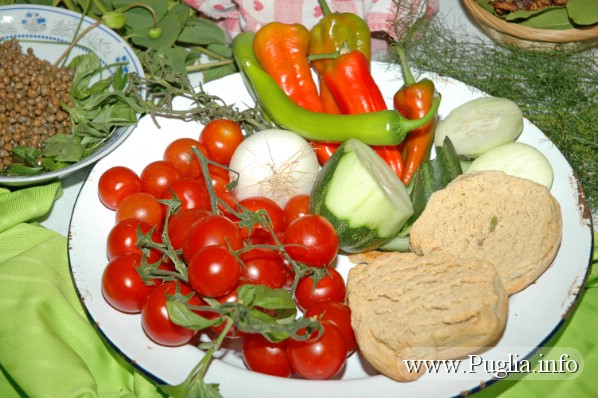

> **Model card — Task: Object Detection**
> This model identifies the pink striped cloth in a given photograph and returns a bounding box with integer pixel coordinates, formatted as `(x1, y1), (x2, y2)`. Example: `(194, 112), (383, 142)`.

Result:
(184, 0), (438, 50)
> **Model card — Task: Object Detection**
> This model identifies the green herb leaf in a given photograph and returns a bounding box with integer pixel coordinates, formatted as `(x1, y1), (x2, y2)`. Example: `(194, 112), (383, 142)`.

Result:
(130, 3), (190, 50)
(116, 0), (169, 27)
(177, 18), (227, 46)
(237, 284), (297, 312)
(42, 134), (85, 162)
(519, 8), (574, 29)
(568, 0), (598, 26)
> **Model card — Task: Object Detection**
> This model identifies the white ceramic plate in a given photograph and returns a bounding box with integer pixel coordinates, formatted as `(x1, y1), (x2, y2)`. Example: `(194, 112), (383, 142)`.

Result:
(68, 62), (593, 397)
(0, 4), (144, 186)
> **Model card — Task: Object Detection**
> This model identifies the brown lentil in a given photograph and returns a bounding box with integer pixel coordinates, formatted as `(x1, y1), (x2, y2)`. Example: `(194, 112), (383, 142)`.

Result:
(0, 38), (75, 169)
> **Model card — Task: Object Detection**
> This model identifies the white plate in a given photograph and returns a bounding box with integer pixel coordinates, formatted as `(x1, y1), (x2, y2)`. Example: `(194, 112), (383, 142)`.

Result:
(0, 5), (144, 186)
(68, 62), (593, 397)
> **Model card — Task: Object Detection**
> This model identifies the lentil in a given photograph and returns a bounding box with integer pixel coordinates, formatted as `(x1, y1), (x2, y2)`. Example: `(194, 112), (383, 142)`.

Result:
(0, 38), (75, 169)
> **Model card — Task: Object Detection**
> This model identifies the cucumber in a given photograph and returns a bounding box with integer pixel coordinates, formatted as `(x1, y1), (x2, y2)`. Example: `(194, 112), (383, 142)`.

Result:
(309, 139), (414, 253)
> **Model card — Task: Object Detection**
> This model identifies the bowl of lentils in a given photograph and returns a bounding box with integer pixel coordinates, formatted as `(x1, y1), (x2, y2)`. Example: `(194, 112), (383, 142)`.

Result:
(0, 4), (145, 186)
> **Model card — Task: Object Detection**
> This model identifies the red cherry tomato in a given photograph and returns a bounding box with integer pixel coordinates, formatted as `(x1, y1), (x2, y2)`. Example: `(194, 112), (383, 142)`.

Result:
(305, 301), (357, 355)
(181, 214), (243, 263)
(239, 248), (290, 289)
(283, 215), (339, 268)
(287, 320), (347, 380)
(283, 194), (310, 226)
(242, 334), (293, 378)
(159, 177), (210, 215)
(141, 281), (199, 346)
(187, 245), (241, 298)
(199, 119), (244, 165)
(163, 137), (206, 176)
(98, 166), (142, 210)
(166, 208), (210, 251)
(140, 160), (182, 198)
(102, 253), (157, 314)
(237, 196), (286, 241)
(115, 192), (163, 230)
(294, 267), (346, 312)
(106, 218), (162, 262)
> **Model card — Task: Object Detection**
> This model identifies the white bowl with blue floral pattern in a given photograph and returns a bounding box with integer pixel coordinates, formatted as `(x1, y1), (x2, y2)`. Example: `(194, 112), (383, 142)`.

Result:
(0, 4), (145, 186)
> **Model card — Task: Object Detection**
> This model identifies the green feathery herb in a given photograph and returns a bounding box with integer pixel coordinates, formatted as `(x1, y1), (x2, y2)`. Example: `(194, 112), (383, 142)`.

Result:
(386, 9), (598, 215)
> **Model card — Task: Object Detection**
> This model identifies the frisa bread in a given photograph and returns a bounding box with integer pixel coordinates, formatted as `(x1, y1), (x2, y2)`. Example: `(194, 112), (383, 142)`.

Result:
(409, 170), (562, 295)
(347, 252), (508, 382)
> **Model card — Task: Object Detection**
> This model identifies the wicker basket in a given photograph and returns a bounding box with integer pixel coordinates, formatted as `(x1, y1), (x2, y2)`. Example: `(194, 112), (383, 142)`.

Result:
(461, 0), (598, 51)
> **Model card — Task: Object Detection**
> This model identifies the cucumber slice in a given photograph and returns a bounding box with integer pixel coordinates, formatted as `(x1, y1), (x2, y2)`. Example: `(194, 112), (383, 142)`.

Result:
(466, 142), (554, 189)
(310, 139), (413, 253)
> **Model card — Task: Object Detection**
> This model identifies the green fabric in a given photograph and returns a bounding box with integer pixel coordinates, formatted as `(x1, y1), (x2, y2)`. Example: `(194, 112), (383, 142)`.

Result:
(0, 183), (164, 398)
(0, 182), (595, 397)
(480, 254), (598, 398)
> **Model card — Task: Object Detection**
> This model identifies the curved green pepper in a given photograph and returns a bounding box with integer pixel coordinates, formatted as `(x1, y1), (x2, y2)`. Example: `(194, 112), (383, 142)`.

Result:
(233, 32), (442, 146)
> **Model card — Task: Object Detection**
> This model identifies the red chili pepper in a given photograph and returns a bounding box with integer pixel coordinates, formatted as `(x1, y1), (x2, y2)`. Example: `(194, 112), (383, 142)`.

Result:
(393, 47), (437, 185)
(313, 50), (404, 179)
(253, 22), (324, 113)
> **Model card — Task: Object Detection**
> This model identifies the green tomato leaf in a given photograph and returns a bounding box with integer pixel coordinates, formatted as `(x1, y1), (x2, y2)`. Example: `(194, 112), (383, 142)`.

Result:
(568, 0), (598, 26)
(166, 300), (220, 331)
(237, 284), (297, 312)
(177, 18), (227, 45)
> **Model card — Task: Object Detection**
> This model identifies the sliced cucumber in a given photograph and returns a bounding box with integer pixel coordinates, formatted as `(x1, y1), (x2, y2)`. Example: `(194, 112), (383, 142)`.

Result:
(465, 142), (554, 189)
(310, 139), (414, 253)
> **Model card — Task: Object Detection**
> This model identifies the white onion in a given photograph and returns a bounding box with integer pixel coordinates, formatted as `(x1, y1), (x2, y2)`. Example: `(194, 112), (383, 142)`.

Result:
(228, 128), (320, 208)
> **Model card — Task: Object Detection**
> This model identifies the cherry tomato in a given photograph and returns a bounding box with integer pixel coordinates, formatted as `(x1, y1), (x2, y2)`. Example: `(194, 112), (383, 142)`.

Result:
(166, 208), (210, 251)
(287, 320), (347, 380)
(102, 253), (157, 314)
(106, 218), (162, 262)
(283, 194), (310, 225)
(140, 160), (182, 198)
(305, 301), (357, 355)
(237, 196), (286, 241)
(115, 192), (163, 230)
(181, 214), (243, 263)
(98, 166), (142, 210)
(160, 177), (210, 215)
(199, 119), (244, 165)
(163, 137), (206, 176)
(239, 248), (290, 289)
(294, 267), (346, 312)
(242, 333), (293, 378)
(283, 215), (339, 268)
(141, 281), (199, 346)
(188, 245), (241, 298)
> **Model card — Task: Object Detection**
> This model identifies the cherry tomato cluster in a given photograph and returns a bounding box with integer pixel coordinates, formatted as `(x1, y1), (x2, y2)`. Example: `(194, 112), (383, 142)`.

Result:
(97, 118), (357, 380)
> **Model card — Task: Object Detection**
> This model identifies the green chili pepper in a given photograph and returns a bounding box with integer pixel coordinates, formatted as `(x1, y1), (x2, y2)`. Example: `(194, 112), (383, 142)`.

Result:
(233, 32), (442, 145)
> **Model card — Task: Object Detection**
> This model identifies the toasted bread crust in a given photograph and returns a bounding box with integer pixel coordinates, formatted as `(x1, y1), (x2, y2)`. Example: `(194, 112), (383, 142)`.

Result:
(347, 252), (508, 382)
(409, 171), (562, 295)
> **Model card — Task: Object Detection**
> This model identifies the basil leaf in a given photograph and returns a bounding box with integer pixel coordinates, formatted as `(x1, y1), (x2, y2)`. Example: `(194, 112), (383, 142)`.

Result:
(42, 134), (84, 162)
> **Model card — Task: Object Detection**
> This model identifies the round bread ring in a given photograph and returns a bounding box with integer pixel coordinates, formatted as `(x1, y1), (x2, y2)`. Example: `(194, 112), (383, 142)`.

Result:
(347, 252), (508, 382)
(409, 170), (562, 295)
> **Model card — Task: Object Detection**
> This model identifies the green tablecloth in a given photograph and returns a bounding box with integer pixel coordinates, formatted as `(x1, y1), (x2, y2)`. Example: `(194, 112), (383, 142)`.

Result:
(0, 183), (595, 397)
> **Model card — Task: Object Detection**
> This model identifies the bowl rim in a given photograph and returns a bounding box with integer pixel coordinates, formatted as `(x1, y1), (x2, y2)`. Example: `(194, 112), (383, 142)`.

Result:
(461, 0), (598, 43)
